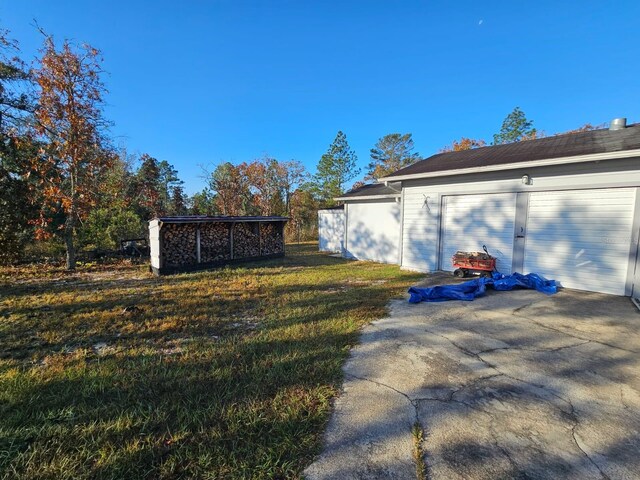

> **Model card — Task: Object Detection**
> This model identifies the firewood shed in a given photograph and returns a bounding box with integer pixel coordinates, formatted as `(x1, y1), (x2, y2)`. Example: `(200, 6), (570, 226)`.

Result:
(149, 216), (288, 275)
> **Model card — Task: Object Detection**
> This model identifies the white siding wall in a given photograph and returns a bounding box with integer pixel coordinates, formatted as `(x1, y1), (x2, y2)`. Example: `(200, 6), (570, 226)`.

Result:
(440, 193), (517, 273)
(318, 210), (345, 253)
(524, 188), (636, 295)
(398, 160), (640, 294)
(402, 187), (440, 271)
(397, 158), (640, 199)
(345, 200), (400, 264)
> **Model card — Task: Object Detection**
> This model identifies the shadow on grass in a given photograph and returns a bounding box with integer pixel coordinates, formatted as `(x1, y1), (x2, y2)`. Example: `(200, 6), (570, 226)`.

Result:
(1, 330), (355, 478)
(0, 243), (424, 479)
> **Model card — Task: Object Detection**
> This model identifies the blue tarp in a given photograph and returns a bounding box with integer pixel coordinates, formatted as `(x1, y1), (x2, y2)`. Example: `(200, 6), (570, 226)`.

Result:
(407, 272), (558, 303)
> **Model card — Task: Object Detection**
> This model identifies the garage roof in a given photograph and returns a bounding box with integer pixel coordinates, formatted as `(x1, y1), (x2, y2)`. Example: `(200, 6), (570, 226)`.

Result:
(380, 123), (640, 181)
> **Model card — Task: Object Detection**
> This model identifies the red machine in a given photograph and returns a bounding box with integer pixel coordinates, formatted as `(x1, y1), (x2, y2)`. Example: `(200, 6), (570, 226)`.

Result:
(452, 245), (496, 278)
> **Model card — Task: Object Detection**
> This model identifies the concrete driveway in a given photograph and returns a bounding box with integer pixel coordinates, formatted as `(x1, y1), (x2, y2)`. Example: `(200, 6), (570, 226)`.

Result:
(305, 274), (640, 480)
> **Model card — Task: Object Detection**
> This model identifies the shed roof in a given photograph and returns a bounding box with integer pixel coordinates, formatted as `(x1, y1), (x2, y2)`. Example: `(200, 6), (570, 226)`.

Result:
(334, 183), (401, 201)
(380, 123), (640, 181)
(318, 205), (345, 211)
(155, 216), (288, 224)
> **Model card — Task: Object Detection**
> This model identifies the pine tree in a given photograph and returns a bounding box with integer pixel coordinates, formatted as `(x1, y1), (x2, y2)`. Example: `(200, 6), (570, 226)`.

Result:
(314, 131), (359, 205)
(366, 133), (419, 180)
(493, 107), (537, 145)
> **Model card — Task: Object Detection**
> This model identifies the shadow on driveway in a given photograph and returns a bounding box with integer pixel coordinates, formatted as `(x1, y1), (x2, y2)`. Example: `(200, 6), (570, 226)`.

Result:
(305, 275), (640, 479)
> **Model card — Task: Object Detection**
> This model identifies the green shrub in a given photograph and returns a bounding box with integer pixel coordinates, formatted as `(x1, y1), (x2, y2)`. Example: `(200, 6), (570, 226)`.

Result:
(80, 208), (145, 251)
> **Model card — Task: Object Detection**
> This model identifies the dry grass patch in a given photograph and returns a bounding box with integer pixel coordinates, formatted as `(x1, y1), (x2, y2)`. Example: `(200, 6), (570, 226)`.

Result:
(0, 243), (423, 479)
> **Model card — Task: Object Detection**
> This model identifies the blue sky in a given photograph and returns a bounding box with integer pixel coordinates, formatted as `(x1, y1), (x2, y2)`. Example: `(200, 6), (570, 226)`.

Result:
(3, 1), (639, 194)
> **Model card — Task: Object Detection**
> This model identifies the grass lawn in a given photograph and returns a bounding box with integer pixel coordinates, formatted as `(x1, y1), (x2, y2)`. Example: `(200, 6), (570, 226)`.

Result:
(0, 243), (423, 479)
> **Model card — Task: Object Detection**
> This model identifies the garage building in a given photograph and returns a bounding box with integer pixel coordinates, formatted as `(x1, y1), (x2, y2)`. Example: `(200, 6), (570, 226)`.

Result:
(332, 119), (640, 296)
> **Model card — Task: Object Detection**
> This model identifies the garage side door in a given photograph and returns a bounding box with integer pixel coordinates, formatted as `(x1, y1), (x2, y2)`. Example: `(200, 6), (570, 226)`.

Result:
(524, 188), (636, 295)
(346, 201), (400, 264)
(440, 193), (517, 273)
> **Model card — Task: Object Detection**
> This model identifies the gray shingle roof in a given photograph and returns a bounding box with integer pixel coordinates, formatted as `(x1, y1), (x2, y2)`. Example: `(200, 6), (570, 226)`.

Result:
(156, 216), (288, 223)
(381, 124), (640, 180)
(336, 183), (401, 199)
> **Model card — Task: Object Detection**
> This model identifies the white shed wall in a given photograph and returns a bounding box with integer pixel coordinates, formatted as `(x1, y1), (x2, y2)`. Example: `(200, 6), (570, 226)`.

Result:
(345, 200), (400, 264)
(318, 210), (345, 253)
(149, 219), (161, 269)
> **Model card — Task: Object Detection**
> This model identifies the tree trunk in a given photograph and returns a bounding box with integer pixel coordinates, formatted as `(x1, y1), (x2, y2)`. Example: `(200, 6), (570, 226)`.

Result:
(64, 216), (76, 270)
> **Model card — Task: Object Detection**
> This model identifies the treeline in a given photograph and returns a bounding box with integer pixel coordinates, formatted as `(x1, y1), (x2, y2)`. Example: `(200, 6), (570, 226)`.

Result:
(194, 157), (316, 240)
(440, 107), (605, 152)
(1, 24), (601, 269)
(0, 27), (385, 268)
(0, 29), (197, 266)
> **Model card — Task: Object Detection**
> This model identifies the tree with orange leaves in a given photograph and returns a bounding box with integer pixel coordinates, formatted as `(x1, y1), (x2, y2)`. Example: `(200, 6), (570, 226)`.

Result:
(556, 123), (605, 135)
(208, 161), (252, 216)
(31, 33), (112, 269)
(440, 137), (487, 153)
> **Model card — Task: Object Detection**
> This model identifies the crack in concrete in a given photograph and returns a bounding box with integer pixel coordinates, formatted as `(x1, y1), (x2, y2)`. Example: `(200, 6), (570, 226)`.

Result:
(424, 327), (591, 411)
(343, 303), (627, 480)
(568, 400), (612, 480)
(344, 372), (431, 478)
(447, 373), (504, 399)
(571, 427), (611, 480)
(487, 417), (533, 479)
(344, 372), (414, 408)
(415, 394), (536, 479)
(427, 327), (612, 480)
(414, 396), (494, 423)
(620, 386), (630, 410)
(425, 328), (544, 386)
(473, 339), (592, 356)
(414, 375), (610, 480)
(511, 312), (639, 354)
(511, 300), (542, 315)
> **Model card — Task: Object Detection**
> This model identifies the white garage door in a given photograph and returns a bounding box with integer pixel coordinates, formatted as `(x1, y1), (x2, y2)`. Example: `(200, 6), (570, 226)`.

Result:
(524, 188), (636, 295)
(345, 201), (400, 264)
(440, 193), (517, 273)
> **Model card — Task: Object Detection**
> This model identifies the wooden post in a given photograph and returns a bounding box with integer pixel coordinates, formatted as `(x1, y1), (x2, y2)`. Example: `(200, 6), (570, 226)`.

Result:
(258, 222), (262, 256)
(282, 221), (286, 255)
(159, 222), (164, 269)
(230, 223), (234, 259)
(196, 227), (201, 263)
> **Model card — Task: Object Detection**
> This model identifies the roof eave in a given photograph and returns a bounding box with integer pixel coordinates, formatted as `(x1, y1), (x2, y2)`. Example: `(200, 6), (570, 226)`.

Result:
(378, 148), (640, 183)
(333, 193), (401, 202)
(154, 216), (290, 224)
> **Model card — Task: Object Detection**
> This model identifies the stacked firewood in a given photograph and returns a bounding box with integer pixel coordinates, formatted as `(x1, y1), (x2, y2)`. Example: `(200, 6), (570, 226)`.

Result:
(233, 222), (260, 258)
(260, 222), (284, 255)
(200, 223), (231, 262)
(162, 224), (197, 266)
